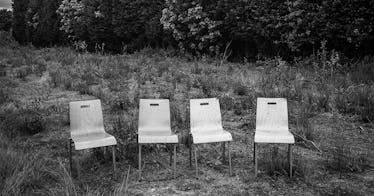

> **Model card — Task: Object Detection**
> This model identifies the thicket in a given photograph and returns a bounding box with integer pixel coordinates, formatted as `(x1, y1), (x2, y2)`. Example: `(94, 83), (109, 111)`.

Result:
(57, 0), (171, 53)
(0, 9), (12, 32)
(12, 0), (65, 46)
(9, 0), (374, 58)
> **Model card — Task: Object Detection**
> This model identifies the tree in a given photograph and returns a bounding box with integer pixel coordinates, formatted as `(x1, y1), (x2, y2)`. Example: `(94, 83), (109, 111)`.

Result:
(12, 0), (29, 44)
(0, 9), (12, 31)
(12, 0), (65, 46)
(57, 0), (171, 53)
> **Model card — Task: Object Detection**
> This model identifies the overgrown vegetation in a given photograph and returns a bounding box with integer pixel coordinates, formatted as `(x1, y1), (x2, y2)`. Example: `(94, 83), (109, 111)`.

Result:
(0, 31), (373, 194)
(8, 0), (374, 58)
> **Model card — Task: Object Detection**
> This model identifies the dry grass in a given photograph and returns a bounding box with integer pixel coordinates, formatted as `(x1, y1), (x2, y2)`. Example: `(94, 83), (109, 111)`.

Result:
(0, 32), (373, 195)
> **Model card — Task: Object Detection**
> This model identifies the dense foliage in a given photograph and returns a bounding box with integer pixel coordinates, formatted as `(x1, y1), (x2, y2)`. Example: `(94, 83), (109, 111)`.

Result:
(161, 0), (221, 55)
(12, 0), (65, 46)
(9, 0), (374, 57)
(0, 9), (12, 32)
(57, 0), (171, 53)
(161, 0), (374, 58)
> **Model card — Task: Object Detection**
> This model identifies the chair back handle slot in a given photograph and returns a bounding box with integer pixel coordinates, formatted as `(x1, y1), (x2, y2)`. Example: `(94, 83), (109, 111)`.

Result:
(267, 102), (277, 105)
(80, 105), (90, 108)
(150, 103), (159, 106)
(200, 103), (209, 105)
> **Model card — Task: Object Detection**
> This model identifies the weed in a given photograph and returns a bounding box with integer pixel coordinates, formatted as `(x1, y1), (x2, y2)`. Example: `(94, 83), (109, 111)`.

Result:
(259, 145), (290, 176)
(0, 78), (17, 105)
(233, 82), (248, 96)
(109, 92), (135, 111)
(325, 117), (371, 174)
(112, 114), (137, 162)
(157, 62), (169, 77)
(191, 62), (202, 74)
(335, 85), (374, 122)
(1, 108), (46, 138)
(350, 56), (374, 84)
(296, 102), (315, 141)
(0, 150), (59, 195)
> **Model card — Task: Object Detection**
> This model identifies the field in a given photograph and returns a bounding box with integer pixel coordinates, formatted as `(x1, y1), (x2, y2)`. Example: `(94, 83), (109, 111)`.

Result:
(1, 33), (374, 195)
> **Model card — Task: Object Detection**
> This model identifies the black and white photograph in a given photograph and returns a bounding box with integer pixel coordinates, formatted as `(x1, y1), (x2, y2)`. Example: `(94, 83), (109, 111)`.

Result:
(0, 0), (373, 195)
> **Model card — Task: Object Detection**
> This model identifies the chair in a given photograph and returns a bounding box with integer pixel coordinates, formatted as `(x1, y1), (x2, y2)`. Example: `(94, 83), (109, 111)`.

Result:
(254, 98), (295, 177)
(189, 98), (233, 177)
(137, 99), (178, 179)
(68, 99), (117, 177)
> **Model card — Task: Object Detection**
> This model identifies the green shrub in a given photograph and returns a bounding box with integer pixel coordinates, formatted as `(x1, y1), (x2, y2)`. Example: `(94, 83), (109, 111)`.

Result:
(1, 105), (46, 138)
(161, 0), (221, 56)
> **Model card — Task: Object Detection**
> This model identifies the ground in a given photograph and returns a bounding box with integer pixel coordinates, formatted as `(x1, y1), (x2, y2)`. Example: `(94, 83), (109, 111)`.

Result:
(0, 42), (373, 195)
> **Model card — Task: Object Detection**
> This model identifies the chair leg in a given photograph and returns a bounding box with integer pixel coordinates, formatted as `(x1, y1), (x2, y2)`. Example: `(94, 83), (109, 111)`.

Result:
(253, 142), (256, 164)
(112, 145), (116, 174)
(138, 144), (142, 180)
(169, 144), (172, 167)
(68, 139), (72, 176)
(254, 143), (258, 177)
(189, 134), (192, 168)
(194, 144), (198, 177)
(173, 144), (177, 179)
(222, 142), (226, 162)
(288, 144), (292, 178)
(228, 142), (232, 176)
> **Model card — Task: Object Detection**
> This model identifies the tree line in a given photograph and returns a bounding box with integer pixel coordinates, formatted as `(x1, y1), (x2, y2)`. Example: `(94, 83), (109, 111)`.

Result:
(4, 0), (374, 58)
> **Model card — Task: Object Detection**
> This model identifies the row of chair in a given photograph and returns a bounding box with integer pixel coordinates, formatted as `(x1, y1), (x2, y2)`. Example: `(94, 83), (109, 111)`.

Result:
(68, 98), (295, 179)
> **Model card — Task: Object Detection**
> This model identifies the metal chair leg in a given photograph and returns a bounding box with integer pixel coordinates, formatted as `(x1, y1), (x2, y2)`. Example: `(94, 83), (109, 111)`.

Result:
(173, 144), (177, 178)
(169, 144), (172, 166)
(68, 139), (72, 176)
(253, 142), (256, 164)
(194, 144), (198, 177)
(138, 144), (142, 180)
(228, 142), (232, 176)
(288, 144), (292, 178)
(112, 145), (116, 173)
(189, 134), (192, 168)
(222, 142), (226, 162)
(254, 143), (258, 177)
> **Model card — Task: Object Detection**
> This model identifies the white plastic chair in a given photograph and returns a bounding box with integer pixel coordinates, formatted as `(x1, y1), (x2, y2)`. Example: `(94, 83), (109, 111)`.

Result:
(137, 99), (178, 179)
(68, 99), (117, 177)
(189, 98), (233, 177)
(254, 98), (295, 177)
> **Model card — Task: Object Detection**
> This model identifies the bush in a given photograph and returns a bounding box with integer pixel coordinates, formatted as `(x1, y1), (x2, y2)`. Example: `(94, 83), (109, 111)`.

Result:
(58, 0), (170, 53)
(1, 106), (46, 138)
(161, 0), (221, 56)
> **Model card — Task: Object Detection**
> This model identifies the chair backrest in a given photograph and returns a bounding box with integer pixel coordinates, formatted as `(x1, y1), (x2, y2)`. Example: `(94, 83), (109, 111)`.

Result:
(138, 99), (171, 134)
(190, 98), (223, 133)
(256, 98), (288, 132)
(69, 99), (105, 136)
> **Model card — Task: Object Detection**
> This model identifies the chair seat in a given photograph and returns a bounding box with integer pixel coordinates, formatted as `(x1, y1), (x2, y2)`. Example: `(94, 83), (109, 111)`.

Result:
(71, 132), (117, 150)
(191, 130), (232, 144)
(138, 132), (178, 143)
(254, 129), (295, 143)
